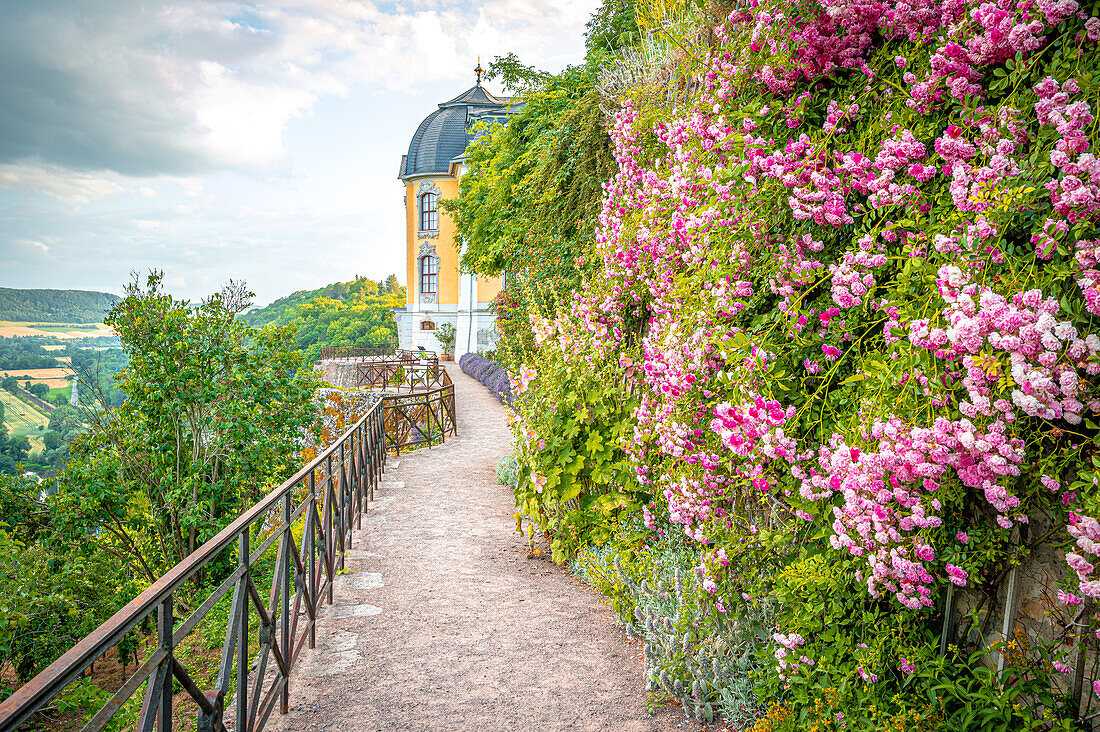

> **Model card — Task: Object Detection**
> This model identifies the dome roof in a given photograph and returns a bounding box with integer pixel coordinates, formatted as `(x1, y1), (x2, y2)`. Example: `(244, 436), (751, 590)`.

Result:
(400, 83), (511, 180)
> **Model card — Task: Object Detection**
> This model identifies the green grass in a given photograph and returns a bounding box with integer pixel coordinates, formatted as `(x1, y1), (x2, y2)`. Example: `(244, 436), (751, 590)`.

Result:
(0, 389), (49, 436)
(30, 325), (106, 334)
(46, 385), (72, 403)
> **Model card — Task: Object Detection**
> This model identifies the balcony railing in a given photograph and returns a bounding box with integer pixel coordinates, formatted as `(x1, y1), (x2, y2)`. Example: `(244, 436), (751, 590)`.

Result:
(0, 400), (387, 732)
(351, 358), (457, 455)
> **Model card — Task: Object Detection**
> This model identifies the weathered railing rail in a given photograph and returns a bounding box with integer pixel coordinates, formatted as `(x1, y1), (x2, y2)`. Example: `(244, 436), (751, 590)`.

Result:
(355, 361), (447, 394)
(320, 345), (435, 364)
(351, 359), (456, 454)
(318, 343), (398, 361)
(382, 377), (456, 455)
(0, 401), (387, 732)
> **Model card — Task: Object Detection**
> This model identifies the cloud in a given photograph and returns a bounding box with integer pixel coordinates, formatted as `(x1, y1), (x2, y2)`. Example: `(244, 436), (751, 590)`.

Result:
(0, 163), (125, 204)
(14, 239), (50, 254)
(0, 0), (598, 179)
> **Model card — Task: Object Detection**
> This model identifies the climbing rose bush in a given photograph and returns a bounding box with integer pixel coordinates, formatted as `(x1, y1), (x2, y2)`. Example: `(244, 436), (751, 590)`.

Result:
(505, 0), (1100, 726)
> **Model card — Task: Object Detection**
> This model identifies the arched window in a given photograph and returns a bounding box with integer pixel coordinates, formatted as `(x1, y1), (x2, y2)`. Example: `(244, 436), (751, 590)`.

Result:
(419, 255), (438, 296)
(418, 192), (438, 232)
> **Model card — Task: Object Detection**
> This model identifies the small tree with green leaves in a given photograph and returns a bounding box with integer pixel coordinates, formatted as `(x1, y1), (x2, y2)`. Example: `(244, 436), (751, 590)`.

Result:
(434, 322), (457, 357)
(57, 271), (321, 582)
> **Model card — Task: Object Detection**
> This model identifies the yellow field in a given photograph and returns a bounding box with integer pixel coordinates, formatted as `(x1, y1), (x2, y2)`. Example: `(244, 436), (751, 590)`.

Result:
(0, 367), (74, 389)
(0, 389), (50, 435)
(0, 321), (115, 339)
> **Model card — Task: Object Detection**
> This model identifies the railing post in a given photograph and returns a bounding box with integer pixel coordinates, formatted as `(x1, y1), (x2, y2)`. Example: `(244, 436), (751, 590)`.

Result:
(307, 471), (316, 650)
(326, 454), (335, 605)
(337, 443), (346, 572)
(158, 595), (173, 732)
(355, 425), (364, 528)
(281, 492), (291, 715)
(237, 531), (248, 732)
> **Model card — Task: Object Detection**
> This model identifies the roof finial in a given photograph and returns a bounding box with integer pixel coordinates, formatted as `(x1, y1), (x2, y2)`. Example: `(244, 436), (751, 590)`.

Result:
(475, 57), (484, 85)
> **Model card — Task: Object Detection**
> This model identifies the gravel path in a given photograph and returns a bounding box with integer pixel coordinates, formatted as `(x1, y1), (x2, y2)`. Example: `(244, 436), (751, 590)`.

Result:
(264, 363), (687, 732)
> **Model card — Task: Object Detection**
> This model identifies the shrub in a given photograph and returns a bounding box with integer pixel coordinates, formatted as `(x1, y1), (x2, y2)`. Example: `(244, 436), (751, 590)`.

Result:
(502, 0), (1100, 727)
(495, 455), (519, 489)
(459, 353), (514, 406)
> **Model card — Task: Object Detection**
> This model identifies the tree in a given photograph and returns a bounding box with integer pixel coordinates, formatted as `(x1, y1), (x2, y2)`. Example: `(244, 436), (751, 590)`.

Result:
(43, 431), (61, 451)
(434, 322), (456, 357)
(383, 274), (402, 295)
(8, 436), (30, 462)
(1, 376), (17, 392)
(58, 271), (321, 581)
(28, 382), (49, 399)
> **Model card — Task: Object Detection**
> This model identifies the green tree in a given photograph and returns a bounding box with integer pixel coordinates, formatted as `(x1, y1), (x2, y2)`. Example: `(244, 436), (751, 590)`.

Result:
(1, 376), (17, 392)
(384, 274), (402, 295)
(8, 436), (30, 462)
(447, 2), (635, 366)
(57, 272), (321, 581)
(43, 431), (61, 451)
(0, 473), (136, 689)
(434, 322), (456, 357)
(28, 382), (49, 399)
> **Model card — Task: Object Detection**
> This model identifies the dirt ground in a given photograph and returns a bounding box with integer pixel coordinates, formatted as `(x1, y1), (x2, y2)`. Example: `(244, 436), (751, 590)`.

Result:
(261, 364), (699, 732)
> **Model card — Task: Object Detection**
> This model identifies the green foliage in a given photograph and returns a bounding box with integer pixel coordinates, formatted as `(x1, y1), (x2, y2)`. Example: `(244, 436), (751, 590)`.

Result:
(0, 339), (58, 370)
(57, 271), (320, 581)
(242, 276), (404, 362)
(450, 4), (631, 368)
(511, 356), (642, 561)
(571, 513), (769, 727)
(0, 287), (120, 323)
(0, 473), (135, 692)
(57, 678), (140, 732)
(495, 454), (518, 489)
(434, 322), (456, 356)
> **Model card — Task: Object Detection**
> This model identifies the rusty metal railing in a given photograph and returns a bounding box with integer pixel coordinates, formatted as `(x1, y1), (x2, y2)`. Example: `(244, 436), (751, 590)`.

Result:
(355, 361), (446, 394)
(0, 400), (387, 732)
(381, 375), (456, 454)
(350, 359), (456, 455)
(320, 345), (436, 366)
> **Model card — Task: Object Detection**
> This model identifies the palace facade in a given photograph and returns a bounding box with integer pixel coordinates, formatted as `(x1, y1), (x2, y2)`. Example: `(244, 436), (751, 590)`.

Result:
(392, 66), (511, 357)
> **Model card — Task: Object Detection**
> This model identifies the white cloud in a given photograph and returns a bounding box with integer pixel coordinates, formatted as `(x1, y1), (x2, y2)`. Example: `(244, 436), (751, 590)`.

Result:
(0, 164), (125, 205)
(14, 239), (50, 254)
(0, 0), (599, 178)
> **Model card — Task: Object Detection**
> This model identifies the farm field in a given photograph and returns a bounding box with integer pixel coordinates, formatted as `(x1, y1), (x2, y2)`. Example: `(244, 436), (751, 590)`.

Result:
(0, 320), (115, 339)
(0, 388), (49, 437)
(0, 367), (74, 389)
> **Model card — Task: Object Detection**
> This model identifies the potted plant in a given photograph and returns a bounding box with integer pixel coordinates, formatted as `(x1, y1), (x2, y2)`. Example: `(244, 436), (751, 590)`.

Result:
(434, 322), (456, 360)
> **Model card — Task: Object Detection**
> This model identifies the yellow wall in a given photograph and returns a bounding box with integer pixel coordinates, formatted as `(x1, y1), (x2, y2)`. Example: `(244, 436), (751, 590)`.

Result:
(477, 275), (502, 304)
(405, 177), (462, 306)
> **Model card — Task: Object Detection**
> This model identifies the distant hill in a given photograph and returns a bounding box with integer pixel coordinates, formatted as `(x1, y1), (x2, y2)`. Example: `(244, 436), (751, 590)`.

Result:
(242, 275), (406, 362)
(0, 287), (120, 323)
(244, 275), (403, 327)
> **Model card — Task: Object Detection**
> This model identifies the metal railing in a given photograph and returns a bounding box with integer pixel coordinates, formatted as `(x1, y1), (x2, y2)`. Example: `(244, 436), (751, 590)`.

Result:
(0, 400), (387, 732)
(355, 362), (447, 394)
(351, 358), (456, 455)
(320, 345), (436, 367)
(382, 374), (457, 454)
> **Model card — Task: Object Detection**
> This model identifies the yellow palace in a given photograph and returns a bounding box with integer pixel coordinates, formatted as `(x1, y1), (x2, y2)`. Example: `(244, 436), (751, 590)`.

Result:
(392, 64), (512, 357)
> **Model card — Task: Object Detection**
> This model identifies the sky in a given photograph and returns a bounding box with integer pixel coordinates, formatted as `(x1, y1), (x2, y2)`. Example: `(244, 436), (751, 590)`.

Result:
(0, 0), (599, 306)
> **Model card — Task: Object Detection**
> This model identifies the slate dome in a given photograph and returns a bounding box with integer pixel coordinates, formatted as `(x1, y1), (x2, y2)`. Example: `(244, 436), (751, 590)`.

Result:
(399, 83), (511, 180)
